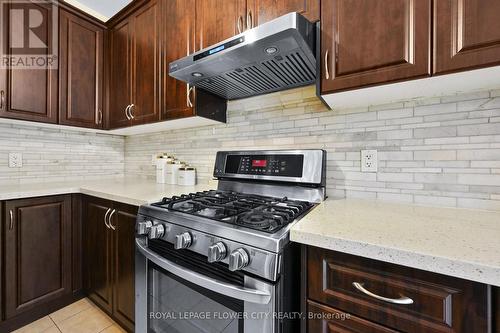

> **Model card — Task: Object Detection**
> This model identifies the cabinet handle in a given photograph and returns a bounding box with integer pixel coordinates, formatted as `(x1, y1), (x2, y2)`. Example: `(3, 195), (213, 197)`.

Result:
(0, 90), (5, 109)
(129, 104), (135, 120)
(247, 10), (253, 30)
(125, 105), (131, 120)
(324, 49), (330, 80)
(9, 210), (14, 230)
(104, 208), (111, 229)
(186, 85), (194, 108)
(237, 16), (243, 34)
(352, 282), (414, 305)
(108, 209), (116, 230)
(97, 109), (103, 125)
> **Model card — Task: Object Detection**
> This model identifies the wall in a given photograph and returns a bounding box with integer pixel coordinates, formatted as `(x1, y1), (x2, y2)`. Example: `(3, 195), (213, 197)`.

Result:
(125, 86), (500, 211)
(0, 122), (124, 185)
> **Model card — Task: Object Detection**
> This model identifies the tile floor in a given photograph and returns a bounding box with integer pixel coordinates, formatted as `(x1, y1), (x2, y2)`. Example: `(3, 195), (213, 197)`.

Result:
(12, 298), (126, 333)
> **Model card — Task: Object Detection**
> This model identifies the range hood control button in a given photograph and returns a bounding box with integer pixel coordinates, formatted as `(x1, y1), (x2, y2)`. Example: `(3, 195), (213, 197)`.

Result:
(207, 242), (227, 263)
(148, 224), (165, 239)
(229, 248), (249, 271)
(175, 232), (192, 250)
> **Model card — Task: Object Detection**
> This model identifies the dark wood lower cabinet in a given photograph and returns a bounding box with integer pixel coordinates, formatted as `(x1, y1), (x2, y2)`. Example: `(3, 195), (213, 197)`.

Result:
(0, 195), (83, 332)
(83, 196), (137, 332)
(305, 246), (492, 333)
(83, 196), (114, 312)
(112, 203), (137, 332)
(495, 287), (500, 333)
(4, 195), (72, 319)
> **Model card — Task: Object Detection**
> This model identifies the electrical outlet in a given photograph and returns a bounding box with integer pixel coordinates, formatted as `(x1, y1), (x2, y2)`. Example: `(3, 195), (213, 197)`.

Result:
(9, 153), (23, 168)
(361, 150), (377, 172)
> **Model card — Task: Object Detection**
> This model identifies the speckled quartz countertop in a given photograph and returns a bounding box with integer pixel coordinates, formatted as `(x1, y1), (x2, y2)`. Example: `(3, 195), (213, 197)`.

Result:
(291, 198), (500, 287)
(0, 178), (215, 206)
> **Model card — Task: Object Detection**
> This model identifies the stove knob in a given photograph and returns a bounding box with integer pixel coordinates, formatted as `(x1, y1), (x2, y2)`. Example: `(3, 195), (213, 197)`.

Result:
(175, 232), (192, 250)
(208, 242), (227, 263)
(137, 220), (153, 235)
(229, 248), (249, 271)
(148, 224), (165, 239)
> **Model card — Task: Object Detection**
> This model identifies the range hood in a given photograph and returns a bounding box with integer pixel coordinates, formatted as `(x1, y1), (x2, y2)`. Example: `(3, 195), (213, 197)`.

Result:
(169, 13), (316, 100)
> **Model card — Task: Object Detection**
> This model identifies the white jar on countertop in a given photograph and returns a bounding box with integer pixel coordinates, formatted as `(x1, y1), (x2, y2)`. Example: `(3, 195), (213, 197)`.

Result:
(177, 166), (196, 186)
(165, 160), (185, 185)
(155, 155), (174, 184)
(156, 159), (167, 184)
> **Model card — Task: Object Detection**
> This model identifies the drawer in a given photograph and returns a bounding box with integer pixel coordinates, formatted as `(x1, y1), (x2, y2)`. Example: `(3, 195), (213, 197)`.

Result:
(307, 247), (490, 333)
(308, 300), (398, 333)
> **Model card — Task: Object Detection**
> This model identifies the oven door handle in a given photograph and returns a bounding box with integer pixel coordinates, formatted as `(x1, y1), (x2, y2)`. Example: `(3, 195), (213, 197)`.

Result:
(136, 238), (272, 304)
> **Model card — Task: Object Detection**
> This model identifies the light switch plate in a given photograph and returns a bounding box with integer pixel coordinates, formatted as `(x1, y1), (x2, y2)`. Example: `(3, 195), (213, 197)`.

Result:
(9, 153), (23, 168)
(361, 150), (377, 172)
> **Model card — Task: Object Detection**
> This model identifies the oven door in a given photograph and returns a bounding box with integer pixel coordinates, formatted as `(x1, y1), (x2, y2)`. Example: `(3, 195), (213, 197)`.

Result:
(136, 238), (276, 333)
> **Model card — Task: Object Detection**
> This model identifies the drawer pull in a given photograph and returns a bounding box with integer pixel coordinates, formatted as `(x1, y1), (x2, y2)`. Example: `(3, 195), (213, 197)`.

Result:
(352, 282), (414, 305)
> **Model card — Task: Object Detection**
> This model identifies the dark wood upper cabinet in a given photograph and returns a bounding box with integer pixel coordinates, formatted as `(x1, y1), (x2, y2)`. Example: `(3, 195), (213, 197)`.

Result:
(321, 0), (431, 94)
(109, 0), (160, 128)
(433, 0), (500, 74)
(4, 195), (72, 319)
(162, 0), (196, 119)
(109, 19), (133, 129)
(59, 9), (104, 128)
(130, 0), (161, 125)
(83, 196), (113, 313)
(0, 1), (58, 123)
(111, 203), (138, 332)
(195, 0), (246, 49)
(251, 0), (319, 26)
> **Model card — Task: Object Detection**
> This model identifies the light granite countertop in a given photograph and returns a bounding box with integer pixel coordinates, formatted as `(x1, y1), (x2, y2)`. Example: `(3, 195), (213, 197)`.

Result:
(2, 181), (499, 287)
(0, 178), (215, 206)
(291, 198), (500, 287)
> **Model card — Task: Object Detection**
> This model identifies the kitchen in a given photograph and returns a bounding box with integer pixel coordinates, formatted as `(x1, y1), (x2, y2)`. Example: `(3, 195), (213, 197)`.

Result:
(0, 0), (499, 332)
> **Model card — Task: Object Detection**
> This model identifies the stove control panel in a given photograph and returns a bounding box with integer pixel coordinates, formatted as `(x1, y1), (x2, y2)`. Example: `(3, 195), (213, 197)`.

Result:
(136, 214), (280, 281)
(225, 154), (304, 177)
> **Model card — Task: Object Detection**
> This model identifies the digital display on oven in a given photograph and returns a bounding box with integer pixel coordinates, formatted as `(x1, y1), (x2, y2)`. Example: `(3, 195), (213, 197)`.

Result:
(224, 154), (304, 177)
(252, 159), (267, 167)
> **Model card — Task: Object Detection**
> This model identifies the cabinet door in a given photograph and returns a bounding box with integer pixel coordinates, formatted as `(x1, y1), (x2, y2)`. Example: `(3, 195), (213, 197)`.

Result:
(130, 0), (161, 125)
(321, 0), (431, 94)
(163, 0), (196, 119)
(4, 195), (72, 319)
(0, 1), (57, 123)
(252, 0), (319, 26)
(195, 0), (246, 49)
(83, 196), (113, 313)
(111, 203), (138, 332)
(109, 18), (132, 129)
(59, 10), (104, 128)
(434, 0), (500, 74)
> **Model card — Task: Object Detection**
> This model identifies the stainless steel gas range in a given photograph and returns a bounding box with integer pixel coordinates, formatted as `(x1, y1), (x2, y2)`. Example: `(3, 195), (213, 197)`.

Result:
(135, 150), (326, 333)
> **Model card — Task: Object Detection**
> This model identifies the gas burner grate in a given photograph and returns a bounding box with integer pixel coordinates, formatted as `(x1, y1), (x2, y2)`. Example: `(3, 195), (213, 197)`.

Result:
(152, 190), (313, 233)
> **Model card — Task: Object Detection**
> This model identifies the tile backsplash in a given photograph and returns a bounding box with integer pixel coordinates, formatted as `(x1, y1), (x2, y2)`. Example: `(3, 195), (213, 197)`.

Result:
(125, 86), (500, 211)
(0, 123), (124, 185)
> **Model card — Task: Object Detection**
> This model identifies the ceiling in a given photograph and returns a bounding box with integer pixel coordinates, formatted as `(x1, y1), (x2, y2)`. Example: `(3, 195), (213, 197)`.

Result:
(63, 0), (133, 22)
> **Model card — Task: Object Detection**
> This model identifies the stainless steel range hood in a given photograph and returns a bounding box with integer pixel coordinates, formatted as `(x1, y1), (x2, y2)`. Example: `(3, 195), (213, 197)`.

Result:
(168, 13), (316, 100)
